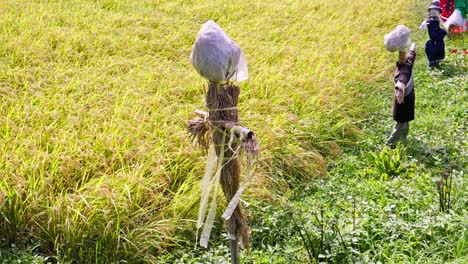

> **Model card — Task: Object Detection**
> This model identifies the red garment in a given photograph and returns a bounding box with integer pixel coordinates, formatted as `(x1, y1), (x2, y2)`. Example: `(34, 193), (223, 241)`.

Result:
(440, 0), (455, 21)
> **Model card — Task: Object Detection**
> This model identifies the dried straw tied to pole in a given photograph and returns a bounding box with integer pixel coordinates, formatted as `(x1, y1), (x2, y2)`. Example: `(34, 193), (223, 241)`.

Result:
(207, 81), (250, 250)
(188, 80), (258, 263)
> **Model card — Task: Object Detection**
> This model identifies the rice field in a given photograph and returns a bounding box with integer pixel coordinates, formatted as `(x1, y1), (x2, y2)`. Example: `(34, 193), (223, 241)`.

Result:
(0, 0), (451, 262)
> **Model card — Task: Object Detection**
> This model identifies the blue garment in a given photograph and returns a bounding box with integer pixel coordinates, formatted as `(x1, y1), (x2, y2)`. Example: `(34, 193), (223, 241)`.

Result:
(425, 17), (447, 64)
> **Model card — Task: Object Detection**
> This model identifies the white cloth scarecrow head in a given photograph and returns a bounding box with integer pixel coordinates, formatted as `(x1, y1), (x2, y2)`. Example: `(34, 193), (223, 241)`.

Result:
(190, 20), (248, 82)
(384, 25), (411, 53)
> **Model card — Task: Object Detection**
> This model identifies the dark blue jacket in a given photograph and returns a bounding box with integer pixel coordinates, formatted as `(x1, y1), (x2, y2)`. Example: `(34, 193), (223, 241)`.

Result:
(425, 17), (447, 62)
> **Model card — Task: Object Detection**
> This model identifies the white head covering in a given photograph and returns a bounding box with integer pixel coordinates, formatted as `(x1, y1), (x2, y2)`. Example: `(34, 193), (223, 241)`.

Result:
(190, 20), (248, 82)
(384, 25), (411, 53)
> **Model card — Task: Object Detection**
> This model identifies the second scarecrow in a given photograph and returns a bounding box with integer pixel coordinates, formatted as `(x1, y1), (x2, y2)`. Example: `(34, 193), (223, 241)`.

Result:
(384, 25), (417, 145)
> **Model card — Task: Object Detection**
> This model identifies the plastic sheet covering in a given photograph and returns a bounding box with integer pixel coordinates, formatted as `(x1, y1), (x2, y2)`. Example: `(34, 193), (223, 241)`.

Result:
(222, 153), (254, 221)
(197, 145), (217, 229)
(199, 140), (226, 248)
(190, 20), (248, 82)
(384, 25), (411, 52)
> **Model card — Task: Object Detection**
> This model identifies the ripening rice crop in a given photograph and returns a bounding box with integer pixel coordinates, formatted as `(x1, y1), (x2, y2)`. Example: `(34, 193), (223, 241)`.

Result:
(0, 0), (412, 262)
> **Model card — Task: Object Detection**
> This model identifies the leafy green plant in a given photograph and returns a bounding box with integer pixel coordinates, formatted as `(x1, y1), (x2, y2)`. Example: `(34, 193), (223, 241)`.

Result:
(368, 146), (406, 180)
(0, 248), (45, 264)
(271, 203), (354, 264)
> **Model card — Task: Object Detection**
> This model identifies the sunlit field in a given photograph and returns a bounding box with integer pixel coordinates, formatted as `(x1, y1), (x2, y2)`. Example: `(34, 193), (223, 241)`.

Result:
(3, 0), (465, 263)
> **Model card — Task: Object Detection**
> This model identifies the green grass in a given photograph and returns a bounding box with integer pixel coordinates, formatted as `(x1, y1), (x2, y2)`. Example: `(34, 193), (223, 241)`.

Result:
(1, 0), (467, 263)
(0, 247), (45, 264)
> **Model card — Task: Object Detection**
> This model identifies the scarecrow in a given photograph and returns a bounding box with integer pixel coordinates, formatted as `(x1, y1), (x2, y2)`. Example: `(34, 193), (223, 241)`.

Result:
(188, 20), (258, 264)
(420, 0), (447, 68)
(384, 25), (417, 145)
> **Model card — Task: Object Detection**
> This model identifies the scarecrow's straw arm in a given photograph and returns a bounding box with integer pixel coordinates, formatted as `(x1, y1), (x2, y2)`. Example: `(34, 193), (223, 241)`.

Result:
(195, 109), (208, 118)
(194, 110), (255, 140)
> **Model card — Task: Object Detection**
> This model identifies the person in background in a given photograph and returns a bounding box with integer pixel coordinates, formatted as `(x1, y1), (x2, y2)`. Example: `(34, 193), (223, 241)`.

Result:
(421, 0), (447, 68)
(384, 26), (417, 145)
